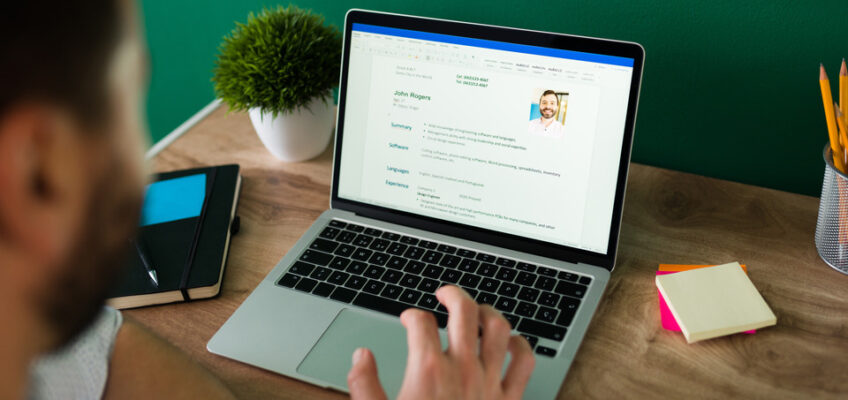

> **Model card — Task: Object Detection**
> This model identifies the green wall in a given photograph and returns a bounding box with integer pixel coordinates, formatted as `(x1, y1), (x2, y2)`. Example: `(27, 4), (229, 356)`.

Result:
(141, 0), (848, 196)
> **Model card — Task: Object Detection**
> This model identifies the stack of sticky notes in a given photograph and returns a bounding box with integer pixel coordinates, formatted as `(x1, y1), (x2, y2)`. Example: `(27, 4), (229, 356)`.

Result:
(655, 262), (777, 343)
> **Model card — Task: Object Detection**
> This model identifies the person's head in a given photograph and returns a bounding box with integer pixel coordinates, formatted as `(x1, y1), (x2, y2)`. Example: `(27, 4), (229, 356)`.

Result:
(0, 0), (147, 353)
(538, 90), (559, 120)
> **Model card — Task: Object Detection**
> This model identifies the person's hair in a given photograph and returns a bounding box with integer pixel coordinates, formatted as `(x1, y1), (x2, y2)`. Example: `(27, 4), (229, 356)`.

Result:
(0, 1), (122, 129)
(539, 90), (559, 105)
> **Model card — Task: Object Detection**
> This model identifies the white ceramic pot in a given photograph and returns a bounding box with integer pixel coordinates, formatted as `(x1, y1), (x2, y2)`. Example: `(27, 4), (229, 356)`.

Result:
(248, 96), (335, 162)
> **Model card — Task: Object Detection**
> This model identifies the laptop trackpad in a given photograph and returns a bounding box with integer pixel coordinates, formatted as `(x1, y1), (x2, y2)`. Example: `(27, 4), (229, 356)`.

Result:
(298, 309), (441, 398)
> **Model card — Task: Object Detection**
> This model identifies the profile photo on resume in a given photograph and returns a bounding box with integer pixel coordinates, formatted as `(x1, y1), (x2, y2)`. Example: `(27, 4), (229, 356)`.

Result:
(528, 89), (568, 138)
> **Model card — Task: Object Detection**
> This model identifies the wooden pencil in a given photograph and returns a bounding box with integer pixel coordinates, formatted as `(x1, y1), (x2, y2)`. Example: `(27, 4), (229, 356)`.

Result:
(821, 64), (845, 172)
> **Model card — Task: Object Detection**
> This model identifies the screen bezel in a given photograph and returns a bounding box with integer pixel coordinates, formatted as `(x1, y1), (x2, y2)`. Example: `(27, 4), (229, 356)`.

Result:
(331, 9), (644, 271)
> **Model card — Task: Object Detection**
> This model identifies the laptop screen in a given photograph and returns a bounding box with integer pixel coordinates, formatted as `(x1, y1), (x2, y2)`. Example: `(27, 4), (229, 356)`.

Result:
(337, 22), (635, 255)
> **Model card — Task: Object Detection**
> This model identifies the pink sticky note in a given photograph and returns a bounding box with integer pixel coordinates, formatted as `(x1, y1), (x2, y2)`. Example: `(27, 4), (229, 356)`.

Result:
(656, 270), (755, 334)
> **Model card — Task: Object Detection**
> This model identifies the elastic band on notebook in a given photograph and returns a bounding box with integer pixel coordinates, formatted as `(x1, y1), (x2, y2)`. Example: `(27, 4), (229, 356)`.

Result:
(180, 167), (217, 301)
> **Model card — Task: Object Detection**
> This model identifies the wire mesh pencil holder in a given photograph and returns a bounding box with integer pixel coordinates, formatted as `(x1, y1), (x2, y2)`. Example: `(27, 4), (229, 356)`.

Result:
(815, 144), (848, 275)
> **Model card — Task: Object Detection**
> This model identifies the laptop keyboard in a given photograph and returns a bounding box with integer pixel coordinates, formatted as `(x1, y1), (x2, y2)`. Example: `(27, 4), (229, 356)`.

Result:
(276, 219), (592, 358)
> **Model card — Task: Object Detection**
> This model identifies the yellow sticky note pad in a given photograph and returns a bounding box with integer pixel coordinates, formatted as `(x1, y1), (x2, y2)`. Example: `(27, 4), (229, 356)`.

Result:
(655, 262), (776, 343)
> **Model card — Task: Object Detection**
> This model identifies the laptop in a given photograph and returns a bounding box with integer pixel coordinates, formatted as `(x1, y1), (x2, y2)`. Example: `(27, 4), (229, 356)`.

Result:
(209, 9), (644, 399)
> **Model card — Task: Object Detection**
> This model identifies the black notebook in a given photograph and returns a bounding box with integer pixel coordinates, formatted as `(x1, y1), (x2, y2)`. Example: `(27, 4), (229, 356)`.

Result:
(107, 164), (242, 309)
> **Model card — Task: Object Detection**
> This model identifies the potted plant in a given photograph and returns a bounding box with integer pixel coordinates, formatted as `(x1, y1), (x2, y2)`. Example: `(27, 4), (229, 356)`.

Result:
(213, 6), (341, 162)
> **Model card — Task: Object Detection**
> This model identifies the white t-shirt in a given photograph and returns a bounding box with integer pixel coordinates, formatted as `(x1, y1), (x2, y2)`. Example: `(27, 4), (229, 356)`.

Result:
(28, 307), (123, 400)
(528, 117), (565, 137)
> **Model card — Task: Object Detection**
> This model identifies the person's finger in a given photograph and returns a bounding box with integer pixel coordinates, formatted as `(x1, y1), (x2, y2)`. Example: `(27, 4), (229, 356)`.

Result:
(400, 308), (442, 363)
(478, 305), (511, 376)
(348, 348), (389, 400)
(435, 285), (479, 359)
(502, 335), (536, 399)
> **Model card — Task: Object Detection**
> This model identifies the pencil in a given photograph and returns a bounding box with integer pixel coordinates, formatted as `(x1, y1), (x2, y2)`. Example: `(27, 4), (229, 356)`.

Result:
(841, 59), (847, 128)
(837, 103), (848, 165)
(821, 64), (845, 172)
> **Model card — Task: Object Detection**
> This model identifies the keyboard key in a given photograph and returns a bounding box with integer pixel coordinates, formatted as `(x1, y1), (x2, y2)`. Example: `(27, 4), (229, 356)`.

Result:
(382, 231), (401, 241)
(363, 279), (385, 295)
(400, 236), (419, 245)
(439, 255), (461, 268)
(330, 287), (357, 303)
(320, 227), (340, 239)
(579, 276), (592, 285)
(536, 346), (557, 357)
(418, 294), (439, 309)
(556, 307), (576, 327)
(312, 282), (335, 297)
(347, 261), (368, 275)
(457, 248), (476, 258)
(351, 248), (373, 261)
(517, 319), (566, 341)
(278, 273), (300, 287)
(418, 278), (439, 293)
(497, 282), (519, 297)
(310, 267), (332, 281)
(476, 253), (496, 262)
(515, 301), (538, 318)
(422, 250), (442, 264)
(386, 256), (407, 270)
(457, 258), (479, 273)
(458, 273), (481, 288)
(515, 271), (537, 286)
(345, 275), (367, 290)
(364, 227), (383, 236)
(364, 265), (386, 280)
(534, 276), (556, 291)
(555, 281), (587, 298)
(381, 269), (403, 284)
(558, 271), (578, 282)
(479, 278), (500, 292)
(346, 223), (364, 232)
(404, 246), (426, 260)
(496, 258), (516, 267)
(419, 240), (438, 249)
(539, 292), (560, 307)
(558, 296), (580, 311)
(537, 267), (557, 277)
(336, 230), (356, 244)
(400, 274), (422, 288)
(329, 256), (350, 270)
(353, 293), (448, 328)
(437, 244), (457, 254)
(503, 313), (520, 328)
(423, 264), (444, 279)
(289, 261), (315, 276)
(404, 260), (425, 274)
(329, 271), (350, 285)
(387, 242), (408, 255)
(328, 220), (347, 228)
(299, 250), (333, 266)
(353, 234), (373, 247)
(496, 267), (517, 282)
(334, 244), (355, 257)
(478, 263), (498, 277)
(476, 292), (497, 305)
(517, 287), (540, 302)
(380, 284), (403, 299)
(516, 262), (537, 272)
(495, 297), (517, 313)
(310, 238), (338, 253)
(461, 287), (479, 299)
(536, 307), (558, 323)
(441, 269), (462, 283)
(399, 289), (423, 304)
(520, 334), (539, 348)
(368, 252), (389, 266)
(369, 239), (390, 252)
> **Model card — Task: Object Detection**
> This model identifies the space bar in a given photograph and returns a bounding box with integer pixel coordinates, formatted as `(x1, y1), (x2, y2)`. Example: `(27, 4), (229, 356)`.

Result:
(353, 293), (448, 328)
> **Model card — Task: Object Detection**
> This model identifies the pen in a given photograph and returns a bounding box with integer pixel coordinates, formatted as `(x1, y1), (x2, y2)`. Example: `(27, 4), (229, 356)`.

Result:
(133, 239), (159, 287)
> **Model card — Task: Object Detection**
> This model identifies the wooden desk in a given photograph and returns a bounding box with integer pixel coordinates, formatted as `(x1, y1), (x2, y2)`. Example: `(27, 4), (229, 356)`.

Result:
(129, 104), (848, 399)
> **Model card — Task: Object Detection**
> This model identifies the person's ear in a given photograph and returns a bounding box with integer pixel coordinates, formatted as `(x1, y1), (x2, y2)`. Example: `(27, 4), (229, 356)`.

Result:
(0, 104), (91, 268)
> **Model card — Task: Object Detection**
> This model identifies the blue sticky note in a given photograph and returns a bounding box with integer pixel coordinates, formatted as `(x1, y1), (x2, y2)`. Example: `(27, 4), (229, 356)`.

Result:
(139, 173), (206, 226)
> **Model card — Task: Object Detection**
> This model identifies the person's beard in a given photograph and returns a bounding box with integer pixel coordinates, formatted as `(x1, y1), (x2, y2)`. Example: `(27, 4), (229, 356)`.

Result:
(540, 108), (555, 119)
(37, 152), (142, 350)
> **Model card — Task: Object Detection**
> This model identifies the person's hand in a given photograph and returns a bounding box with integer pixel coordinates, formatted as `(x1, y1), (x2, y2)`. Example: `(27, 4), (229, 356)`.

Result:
(347, 285), (536, 399)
